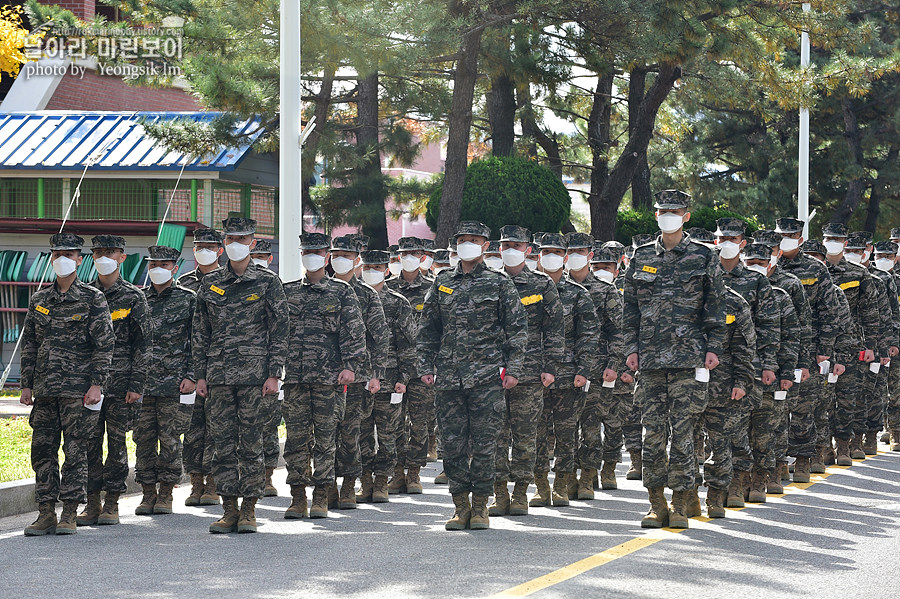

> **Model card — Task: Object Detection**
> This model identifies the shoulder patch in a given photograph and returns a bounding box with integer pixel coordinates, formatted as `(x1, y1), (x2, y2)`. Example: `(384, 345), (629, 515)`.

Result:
(110, 308), (131, 321)
(210, 285), (225, 296)
(35, 305), (50, 315)
(245, 293), (261, 302)
(726, 314), (736, 324)
(800, 278), (818, 286)
(415, 303), (424, 311)
(520, 294), (543, 306)
(839, 280), (860, 290)
(438, 285), (453, 295)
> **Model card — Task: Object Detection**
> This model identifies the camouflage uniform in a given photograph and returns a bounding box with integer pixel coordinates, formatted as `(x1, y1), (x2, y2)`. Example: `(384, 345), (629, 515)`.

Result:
(21, 234), (115, 506)
(866, 244), (899, 439)
(620, 237), (651, 458)
(765, 285), (800, 473)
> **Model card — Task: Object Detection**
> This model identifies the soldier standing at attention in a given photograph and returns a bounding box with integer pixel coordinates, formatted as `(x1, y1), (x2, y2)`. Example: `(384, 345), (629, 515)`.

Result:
(78, 235), (149, 528)
(418, 221), (528, 530)
(134, 246), (196, 516)
(179, 227), (224, 506)
(193, 217), (289, 534)
(21, 233), (115, 536)
(871, 241), (900, 451)
(624, 191), (726, 529)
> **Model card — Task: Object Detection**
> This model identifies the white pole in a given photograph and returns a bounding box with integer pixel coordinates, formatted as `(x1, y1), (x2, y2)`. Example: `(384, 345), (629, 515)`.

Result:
(798, 2), (811, 238)
(279, 0), (303, 281)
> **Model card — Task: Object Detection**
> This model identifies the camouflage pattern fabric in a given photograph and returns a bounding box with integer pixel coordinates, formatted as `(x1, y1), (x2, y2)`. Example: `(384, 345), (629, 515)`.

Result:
(721, 263), (780, 377)
(183, 394), (214, 475)
(553, 277), (600, 386)
(535, 388), (585, 474)
(777, 251), (840, 360)
(30, 397), (99, 504)
(360, 392), (403, 476)
(282, 384), (342, 487)
(505, 268), (565, 385)
(769, 267), (814, 371)
(143, 284), (195, 396)
(261, 396), (282, 469)
(577, 386), (624, 469)
(86, 396), (136, 494)
(495, 384), (544, 483)
(336, 383), (367, 478)
(134, 395), (183, 484)
(206, 384), (266, 497)
(177, 267), (221, 293)
(93, 275), (149, 397)
(397, 381), (432, 468)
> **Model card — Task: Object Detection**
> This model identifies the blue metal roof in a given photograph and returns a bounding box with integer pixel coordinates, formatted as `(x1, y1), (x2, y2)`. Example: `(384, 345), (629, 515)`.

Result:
(0, 111), (264, 172)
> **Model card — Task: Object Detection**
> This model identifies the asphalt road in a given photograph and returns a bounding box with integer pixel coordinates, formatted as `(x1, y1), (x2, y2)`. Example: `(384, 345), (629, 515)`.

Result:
(1, 447), (898, 599)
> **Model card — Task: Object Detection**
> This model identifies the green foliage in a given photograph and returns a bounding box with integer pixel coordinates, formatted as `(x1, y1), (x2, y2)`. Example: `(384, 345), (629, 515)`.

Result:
(425, 156), (571, 238)
(613, 206), (762, 244)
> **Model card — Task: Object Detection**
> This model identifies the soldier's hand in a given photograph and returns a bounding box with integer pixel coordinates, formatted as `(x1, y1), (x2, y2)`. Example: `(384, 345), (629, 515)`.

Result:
(891, 346), (899, 357)
(196, 379), (208, 398)
(84, 385), (102, 406)
(705, 353), (720, 370)
(863, 349), (875, 363)
(731, 387), (746, 401)
(620, 372), (634, 384)
(761, 370), (776, 385)
(125, 391), (142, 404)
(337, 370), (355, 385)
(502, 375), (519, 390)
(626, 353), (639, 371)
(367, 378), (381, 394)
(800, 368), (810, 383)
(540, 373), (555, 387)
(833, 363), (846, 376)
(882, 357), (890, 366)
(20, 388), (33, 406)
(180, 379), (196, 394)
(603, 369), (617, 383)
(574, 375), (588, 388)
(816, 355), (830, 364)
(394, 382), (407, 394)
(780, 379), (793, 391)
(421, 374), (435, 386)
(262, 377), (280, 396)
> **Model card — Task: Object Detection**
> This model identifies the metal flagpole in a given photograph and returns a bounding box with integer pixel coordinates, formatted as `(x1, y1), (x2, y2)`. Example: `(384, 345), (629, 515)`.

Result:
(279, 0), (303, 281)
(798, 2), (811, 238)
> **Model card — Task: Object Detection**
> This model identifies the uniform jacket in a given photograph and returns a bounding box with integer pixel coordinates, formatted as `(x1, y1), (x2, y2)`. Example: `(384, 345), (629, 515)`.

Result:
(92, 275), (149, 397)
(143, 283), (196, 396)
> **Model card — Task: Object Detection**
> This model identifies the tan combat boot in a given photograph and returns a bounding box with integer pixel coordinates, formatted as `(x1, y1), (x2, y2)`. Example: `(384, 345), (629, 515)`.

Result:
(669, 489), (689, 529)
(767, 469), (784, 495)
(387, 465), (406, 494)
(626, 450), (642, 480)
(237, 497), (258, 533)
(551, 472), (570, 507)
(470, 495), (490, 530)
(356, 471), (374, 503)
(209, 496), (239, 533)
(891, 431), (900, 452)
(810, 446), (827, 473)
(200, 475), (220, 505)
(445, 493), (471, 531)
(567, 470), (579, 500)
(489, 480), (510, 516)
(135, 483), (158, 515)
(530, 471), (552, 507)
(706, 487), (726, 518)
(427, 436), (438, 462)
(747, 468), (767, 503)
(600, 461), (618, 490)
(76, 491), (101, 526)
(155, 482), (175, 514)
(328, 482), (339, 509)
(862, 432), (878, 456)
(778, 462), (791, 482)
(339, 477), (357, 509)
(185, 473), (204, 506)
(434, 470), (449, 484)
(641, 486), (669, 528)
(264, 467), (278, 497)
(372, 475), (390, 503)
(726, 471), (747, 508)
(685, 486), (702, 517)
(56, 501), (79, 535)
(406, 466), (423, 494)
(284, 485), (308, 519)
(793, 456), (811, 483)
(309, 485), (329, 519)
(835, 438), (853, 466)
(97, 493), (120, 525)
(577, 468), (596, 500)
(849, 436), (866, 460)
(881, 430), (891, 444)
(24, 501), (57, 536)
(509, 482), (529, 516)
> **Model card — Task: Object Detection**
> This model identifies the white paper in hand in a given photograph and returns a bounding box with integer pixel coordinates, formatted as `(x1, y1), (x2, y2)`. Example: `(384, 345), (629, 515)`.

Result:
(602, 379), (615, 388)
(179, 392), (196, 405)
(695, 368), (710, 383)
(827, 373), (839, 384)
(390, 393), (403, 405)
(774, 390), (788, 401)
(85, 393), (104, 412)
(819, 360), (831, 375)
(870, 362), (881, 374)
(278, 380), (284, 401)
(794, 369), (803, 383)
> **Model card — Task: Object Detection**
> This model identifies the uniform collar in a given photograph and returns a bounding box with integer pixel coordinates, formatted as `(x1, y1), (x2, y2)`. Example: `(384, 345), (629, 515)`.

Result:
(654, 233), (691, 256)
(224, 261), (259, 282)
(449, 260), (487, 278)
(301, 274), (330, 289)
(93, 274), (125, 294)
(50, 277), (88, 302)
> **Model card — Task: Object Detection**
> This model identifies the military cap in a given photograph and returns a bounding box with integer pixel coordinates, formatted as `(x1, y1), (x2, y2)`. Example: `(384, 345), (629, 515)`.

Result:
(602, 240), (625, 252)
(625, 246), (636, 259)
(145, 245), (181, 262)
(193, 227), (222, 245)
(398, 236), (424, 251)
(455, 221), (491, 239)
(822, 222), (848, 238)
(774, 218), (804, 234)
(421, 239), (435, 253)
(252, 239), (272, 255)
(222, 217), (256, 236)
(434, 249), (451, 263)
(50, 232), (84, 251)
(533, 232), (548, 244)
(299, 232), (331, 250)
(91, 234), (126, 250)
(566, 232), (594, 249)
(752, 229), (782, 247)
(873, 241), (898, 255)
(594, 241), (624, 262)
(448, 238), (457, 251)
(347, 233), (370, 250)
(361, 250), (389, 265)
(845, 232), (869, 250)
(743, 242), (771, 261)
(591, 246), (620, 263)
(528, 242), (539, 255)
(388, 244), (399, 257)
(890, 228), (900, 240)
(632, 234), (654, 248)
(486, 241), (501, 254)
(853, 231), (874, 244)
(653, 189), (691, 209)
(801, 239), (826, 255)
(686, 227), (714, 243)
(714, 217), (747, 237)
(331, 235), (362, 253)
(499, 225), (531, 243)
(539, 233), (567, 250)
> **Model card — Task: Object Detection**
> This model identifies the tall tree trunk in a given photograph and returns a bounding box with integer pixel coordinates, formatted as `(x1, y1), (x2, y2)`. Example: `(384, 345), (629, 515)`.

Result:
(587, 73), (614, 239)
(356, 72), (389, 249)
(518, 83), (539, 159)
(864, 144), (899, 233)
(832, 97), (866, 225)
(628, 68), (653, 211)
(301, 64), (336, 224)
(488, 72), (516, 157)
(435, 25), (484, 247)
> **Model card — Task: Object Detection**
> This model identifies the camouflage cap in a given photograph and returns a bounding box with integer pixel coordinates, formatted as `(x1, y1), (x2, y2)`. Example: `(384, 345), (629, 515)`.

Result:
(539, 233), (567, 250)
(434, 249), (450, 263)
(602, 240), (625, 252)
(822, 222), (848, 238)
(455, 221), (491, 239)
(222, 217), (256, 236)
(591, 246), (620, 263)
(653, 189), (691, 210)
(801, 239), (826, 255)
(686, 227), (714, 243)
(891, 228), (900, 240)
(714, 217), (747, 237)
(528, 242), (539, 255)
(853, 231), (874, 245)
(533, 232), (548, 244)
(485, 241), (501, 254)
(566, 232), (594, 249)
(774, 217), (804, 234)
(193, 227), (223, 245)
(448, 238), (458, 251)
(91, 234), (126, 250)
(388, 244), (399, 257)
(845, 232), (868, 250)
(331, 235), (362, 253)
(632, 234), (654, 248)
(252, 239), (272, 255)
(594, 241), (625, 262)
(499, 224), (531, 243)
(361, 250), (389, 265)
(398, 236), (424, 252)
(752, 229), (782, 248)
(50, 232), (85, 251)
(873, 241), (898, 255)
(625, 246), (636, 259)
(299, 232), (331, 250)
(347, 233), (370, 250)
(145, 245), (181, 262)
(743, 242), (771, 261)
(421, 239), (435, 253)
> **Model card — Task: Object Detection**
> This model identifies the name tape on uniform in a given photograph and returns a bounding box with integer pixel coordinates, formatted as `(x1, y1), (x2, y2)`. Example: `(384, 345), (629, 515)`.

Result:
(438, 285), (453, 295)
(35, 305), (49, 315)
(642, 265), (657, 274)
(210, 285), (225, 295)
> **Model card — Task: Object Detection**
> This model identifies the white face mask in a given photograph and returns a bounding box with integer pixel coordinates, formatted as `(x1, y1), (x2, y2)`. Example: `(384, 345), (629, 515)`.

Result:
(252, 258), (269, 268)
(769, 254), (778, 267)
(434, 266), (447, 275)
(745, 263), (769, 277)
(593, 269), (615, 284)
(388, 262), (401, 276)
(302, 253), (327, 272)
(657, 213), (684, 234)
(484, 256), (503, 270)
(400, 255), (421, 273)
(874, 257), (895, 272)
(330, 256), (355, 275)
(52, 256), (77, 277)
(824, 240), (845, 256)
(716, 241), (741, 260)
(194, 248), (219, 266)
(541, 253), (565, 272)
(844, 251), (863, 265)
(225, 241), (251, 262)
(94, 256), (119, 276)
(524, 258), (538, 271)
(862, 250), (871, 262)
(148, 267), (173, 285)
(362, 269), (385, 286)
(780, 237), (800, 253)
(501, 248), (525, 267)
(421, 256), (434, 270)
(449, 255), (460, 268)
(566, 253), (589, 271)
(456, 241), (484, 262)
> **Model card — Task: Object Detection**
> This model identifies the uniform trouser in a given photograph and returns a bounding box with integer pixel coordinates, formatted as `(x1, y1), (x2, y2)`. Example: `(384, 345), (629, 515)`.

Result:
(789, 375), (820, 457)
(134, 395), (183, 485)
(732, 385), (777, 472)
(773, 395), (789, 464)
(336, 383), (367, 479)
(622, 391), (642, 453)
(30, 396), (98, 504)
(856, 364), (883, 436)
(816, 377), (835, 447)
(261, 393), (282, 469)
(874, 371), (890, 432)
(86, 394), (135, 495)
(577, 386), (624, 470)
(397, 380), (432, 468)
(206, 385), (265, 498)
(888, 362), (900, 432)
(435, 383), (504, 496)
(636, 369), (707, 491)
(535, 387), (584, 474)
(695, 389), (742, 490)
(832, 360), (862, 440)
(282, 383), (339, 488)
(494, 383), (543, 483)
(183, 393), (215, 475)
(360, 391), (403, 477)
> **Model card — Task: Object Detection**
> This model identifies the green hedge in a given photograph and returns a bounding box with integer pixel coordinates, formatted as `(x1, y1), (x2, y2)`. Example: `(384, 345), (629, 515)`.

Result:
(614, 206), (763, 244)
